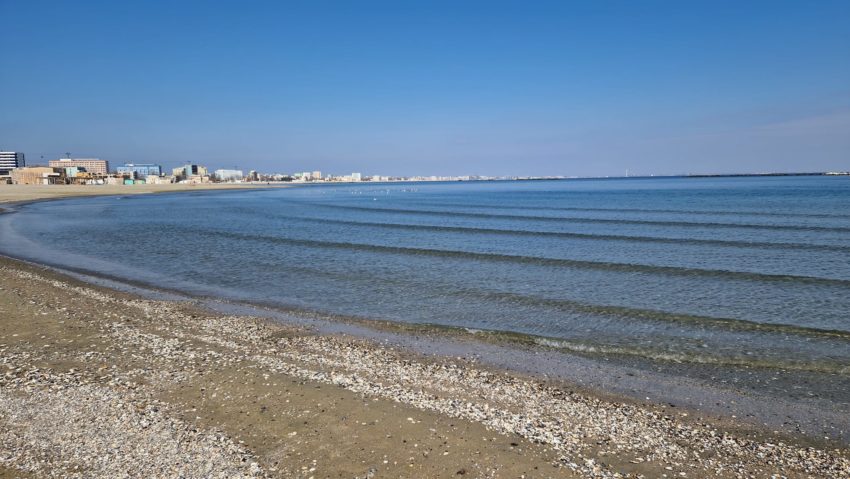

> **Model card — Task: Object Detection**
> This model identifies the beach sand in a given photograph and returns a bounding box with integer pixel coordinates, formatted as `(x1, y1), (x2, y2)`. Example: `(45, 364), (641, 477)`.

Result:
(1, 256), (848, 478)
(0, 257), (567, 478)
(0, 183), (279, 205)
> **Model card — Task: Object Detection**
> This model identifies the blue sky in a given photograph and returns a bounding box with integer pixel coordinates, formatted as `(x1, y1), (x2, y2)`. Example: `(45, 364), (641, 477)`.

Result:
(1, 0), (848, 176)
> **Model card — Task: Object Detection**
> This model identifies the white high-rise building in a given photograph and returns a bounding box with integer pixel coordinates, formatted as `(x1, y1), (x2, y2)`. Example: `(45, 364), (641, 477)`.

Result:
(351, 172), (361, 182)
(0, 152), (25, 175)
(214, 169), (244, 182)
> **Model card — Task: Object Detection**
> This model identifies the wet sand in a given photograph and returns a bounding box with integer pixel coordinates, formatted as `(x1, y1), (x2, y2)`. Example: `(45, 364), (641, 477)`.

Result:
(1, 256), (849, 478)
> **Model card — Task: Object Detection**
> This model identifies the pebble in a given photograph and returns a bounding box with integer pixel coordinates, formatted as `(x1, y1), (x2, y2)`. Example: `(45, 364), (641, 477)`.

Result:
(2, 265), (849, 478)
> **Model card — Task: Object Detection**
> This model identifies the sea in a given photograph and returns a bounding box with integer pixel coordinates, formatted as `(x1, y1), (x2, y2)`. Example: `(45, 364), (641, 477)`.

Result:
(2, 175), (850, 412)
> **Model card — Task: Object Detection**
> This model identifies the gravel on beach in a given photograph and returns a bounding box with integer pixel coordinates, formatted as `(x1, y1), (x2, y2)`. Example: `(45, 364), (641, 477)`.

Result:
(1, 258), (848, 478)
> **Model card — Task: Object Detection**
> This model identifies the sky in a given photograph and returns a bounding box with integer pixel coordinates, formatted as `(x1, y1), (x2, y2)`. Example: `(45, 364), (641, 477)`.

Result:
(1, 0), (849, 177)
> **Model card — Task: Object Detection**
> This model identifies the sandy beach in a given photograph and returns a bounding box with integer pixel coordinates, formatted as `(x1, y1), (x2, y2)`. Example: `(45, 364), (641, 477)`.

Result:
(0, 183), (280, 206)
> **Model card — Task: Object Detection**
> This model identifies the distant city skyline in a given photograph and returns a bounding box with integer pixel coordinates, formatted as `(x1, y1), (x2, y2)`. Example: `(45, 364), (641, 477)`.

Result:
(2, 1), (849, 177)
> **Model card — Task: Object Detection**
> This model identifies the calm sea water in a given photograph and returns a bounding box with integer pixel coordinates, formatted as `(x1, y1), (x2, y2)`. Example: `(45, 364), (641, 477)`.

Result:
(3, 176), (850, 376)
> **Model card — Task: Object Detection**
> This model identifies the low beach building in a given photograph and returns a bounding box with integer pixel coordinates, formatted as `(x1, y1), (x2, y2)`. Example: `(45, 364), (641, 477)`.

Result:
(10, 167), (63, 185)
(144, 175), (176, 184)
(61, 166), (90, 184)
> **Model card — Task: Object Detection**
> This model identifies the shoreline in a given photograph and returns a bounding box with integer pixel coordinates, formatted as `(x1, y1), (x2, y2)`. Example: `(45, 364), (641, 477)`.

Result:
(4, 245), (850, 448)
(1, 185), (849, 476)
(1, 258), (849, 477)
(3, 189), (850, 439)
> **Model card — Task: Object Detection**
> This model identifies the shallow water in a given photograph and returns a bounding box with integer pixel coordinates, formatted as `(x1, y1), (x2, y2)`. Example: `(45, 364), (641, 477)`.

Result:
(2, 176), (849, 377)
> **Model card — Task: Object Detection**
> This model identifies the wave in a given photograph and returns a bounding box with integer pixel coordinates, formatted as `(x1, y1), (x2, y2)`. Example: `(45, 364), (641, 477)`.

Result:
(523, 336), (850, 375)
(271, 305), (850, 374)
(186, 227), (850, 287)
(302, 203), (850, 233)
(303, 309), (850, 374)
(289, 217), (850, 253)
(238, 260), (850, 341)
(267, 260), (850, 340)
(469, 290), (850, 340)
(419, 201), (850, 220)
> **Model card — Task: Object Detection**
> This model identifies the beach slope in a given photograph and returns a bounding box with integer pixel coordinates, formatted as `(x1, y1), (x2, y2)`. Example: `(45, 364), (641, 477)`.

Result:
(0, 257), (848, 478)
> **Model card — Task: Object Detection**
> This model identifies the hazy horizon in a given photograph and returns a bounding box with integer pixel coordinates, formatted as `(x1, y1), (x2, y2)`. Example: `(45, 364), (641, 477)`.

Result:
(1, 0), (849, 177)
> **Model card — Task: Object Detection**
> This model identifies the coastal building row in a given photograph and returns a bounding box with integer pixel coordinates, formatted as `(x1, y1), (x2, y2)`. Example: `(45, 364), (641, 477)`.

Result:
(1, 158), (216, 185)
(2, 150), (485, 185)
